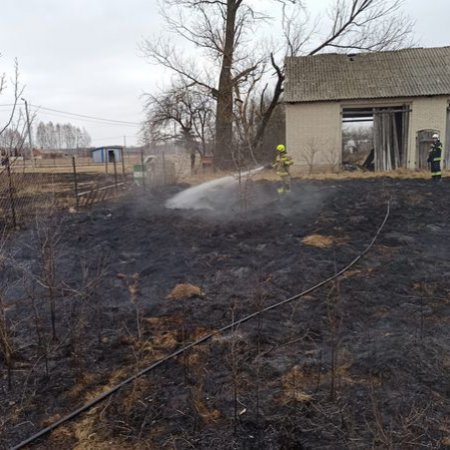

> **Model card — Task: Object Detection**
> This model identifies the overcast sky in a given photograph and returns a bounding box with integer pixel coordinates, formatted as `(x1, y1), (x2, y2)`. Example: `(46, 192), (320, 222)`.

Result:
(0, 0), (449, 147)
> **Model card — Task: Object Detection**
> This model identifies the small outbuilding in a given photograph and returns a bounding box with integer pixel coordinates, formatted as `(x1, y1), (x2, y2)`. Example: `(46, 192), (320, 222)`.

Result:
(285, 46), (450, 171)
(92, 146), (123, 163)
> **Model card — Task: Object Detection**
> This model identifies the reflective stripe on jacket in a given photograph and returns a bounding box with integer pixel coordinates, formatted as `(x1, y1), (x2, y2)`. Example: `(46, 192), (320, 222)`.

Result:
(273, 154), (293, 175)
(427, 142), (443, 165)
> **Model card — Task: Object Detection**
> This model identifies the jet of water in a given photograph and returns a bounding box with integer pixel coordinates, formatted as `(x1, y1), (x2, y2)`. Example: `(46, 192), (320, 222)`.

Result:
(165, 166), (265, 211)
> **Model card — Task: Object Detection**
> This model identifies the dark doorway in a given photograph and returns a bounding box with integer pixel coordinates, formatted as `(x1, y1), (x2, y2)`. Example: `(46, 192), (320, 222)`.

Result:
(108, 150), (116, 163)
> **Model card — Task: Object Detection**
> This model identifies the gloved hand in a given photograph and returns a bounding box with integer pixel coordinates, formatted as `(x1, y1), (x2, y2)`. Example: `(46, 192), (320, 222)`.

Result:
(265, 163), (273, 170)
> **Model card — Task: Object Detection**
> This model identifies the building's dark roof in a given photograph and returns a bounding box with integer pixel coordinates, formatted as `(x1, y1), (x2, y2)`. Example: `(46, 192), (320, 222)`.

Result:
(91, 145), (123, 153)
(285, 47), (450, 103)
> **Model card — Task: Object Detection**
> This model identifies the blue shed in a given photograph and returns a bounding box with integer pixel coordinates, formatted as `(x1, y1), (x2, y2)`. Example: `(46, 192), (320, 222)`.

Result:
(92, 146), (123, 163)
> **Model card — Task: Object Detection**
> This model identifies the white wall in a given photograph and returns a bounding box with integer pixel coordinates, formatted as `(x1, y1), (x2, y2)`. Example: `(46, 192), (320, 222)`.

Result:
(286, 102), (342, 172)
(408, 96), (448, 168)
(287, 96), (450, 171)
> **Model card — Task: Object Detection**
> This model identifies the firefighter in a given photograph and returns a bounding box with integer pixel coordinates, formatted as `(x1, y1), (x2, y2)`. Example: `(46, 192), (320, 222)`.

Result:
(273, 144), (294, 195)
(427, 133), (443, 182)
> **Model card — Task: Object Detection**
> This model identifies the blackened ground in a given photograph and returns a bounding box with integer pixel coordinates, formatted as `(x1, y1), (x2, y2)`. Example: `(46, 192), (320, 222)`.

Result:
(2, 177), (450, 449)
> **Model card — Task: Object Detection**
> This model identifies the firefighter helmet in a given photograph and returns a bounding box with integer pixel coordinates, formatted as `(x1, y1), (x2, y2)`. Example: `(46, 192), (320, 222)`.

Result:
(432, 133), (439, 139)
(276, 144), (286, 152)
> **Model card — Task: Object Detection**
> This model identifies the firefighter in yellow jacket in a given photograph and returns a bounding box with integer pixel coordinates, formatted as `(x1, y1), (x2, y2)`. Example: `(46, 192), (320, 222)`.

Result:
(273, 144), (294, 195)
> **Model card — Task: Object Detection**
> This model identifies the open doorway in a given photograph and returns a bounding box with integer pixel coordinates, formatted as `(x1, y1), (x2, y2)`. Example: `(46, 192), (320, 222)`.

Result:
(342, 109), (374, 170)
(342, 106), (410, 171)
(108, 150), (116, 163)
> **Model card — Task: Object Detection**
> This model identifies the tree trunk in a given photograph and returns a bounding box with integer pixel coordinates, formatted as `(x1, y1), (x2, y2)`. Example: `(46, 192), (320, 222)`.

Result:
(214, 0), (238, 169)
(252, 55), (284, 152)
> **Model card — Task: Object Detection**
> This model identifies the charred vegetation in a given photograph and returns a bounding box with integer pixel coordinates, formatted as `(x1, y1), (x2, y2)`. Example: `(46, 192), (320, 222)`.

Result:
(1, 177), (450, 449)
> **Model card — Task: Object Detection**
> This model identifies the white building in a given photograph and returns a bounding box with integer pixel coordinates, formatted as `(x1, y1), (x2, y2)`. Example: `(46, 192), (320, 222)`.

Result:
(285, 47), (450, 172)
(92, 146), (123, 163)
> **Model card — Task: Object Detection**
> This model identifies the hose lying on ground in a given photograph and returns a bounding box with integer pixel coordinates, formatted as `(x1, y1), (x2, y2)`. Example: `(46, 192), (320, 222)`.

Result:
(11, 201), (390, 450)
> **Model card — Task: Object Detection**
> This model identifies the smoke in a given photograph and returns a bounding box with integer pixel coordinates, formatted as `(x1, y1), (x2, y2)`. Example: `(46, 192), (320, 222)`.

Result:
(165, 175), (237, 211)
(165, 167), (328, 220)
(165, 167), (265, 212)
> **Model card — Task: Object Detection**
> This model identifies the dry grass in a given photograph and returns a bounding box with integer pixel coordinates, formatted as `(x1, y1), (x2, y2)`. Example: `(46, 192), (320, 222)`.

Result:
(50, 367), (142, 449)
(166, 283), (205, 301)
(179, 167), (448, 187)
(8, 156), (142, 175)
(302, 234), (336, 248)
(191, 384), (222, 425)
(151, 331), (179, 350)
(296, 167), (440, 181)
(281, 366), (314, 404)
(280, 349), (382, 405)
(66, 373), (101, 401)
(343, 268), (373, 279)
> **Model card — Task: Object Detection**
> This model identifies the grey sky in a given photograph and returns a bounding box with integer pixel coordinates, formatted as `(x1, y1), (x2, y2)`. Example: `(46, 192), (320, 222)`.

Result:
(1, 0), (162, 146)
(0, 0), (449, 147)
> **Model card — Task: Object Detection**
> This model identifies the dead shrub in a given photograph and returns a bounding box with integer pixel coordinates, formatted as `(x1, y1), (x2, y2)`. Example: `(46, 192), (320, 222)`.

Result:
(117, 273), (142, 339)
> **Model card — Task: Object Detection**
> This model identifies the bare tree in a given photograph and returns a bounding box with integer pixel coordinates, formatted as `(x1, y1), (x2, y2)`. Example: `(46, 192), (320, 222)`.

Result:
(35, 121), (50, 149)
(34, 215), (63, 341)
(0, 58), (28, 161)
(0, 58), (24, 139)
(35, 121), (91, 150)
(141, 0), (288, 167)
(144, 81), (215, 163)
(142, 0), (413, 167)
(254, 0), (414, 151)
(300, 138), (320, 173)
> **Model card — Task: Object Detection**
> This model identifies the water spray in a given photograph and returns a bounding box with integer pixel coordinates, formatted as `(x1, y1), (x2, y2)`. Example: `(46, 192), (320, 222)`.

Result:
(165, 166), (265, 211)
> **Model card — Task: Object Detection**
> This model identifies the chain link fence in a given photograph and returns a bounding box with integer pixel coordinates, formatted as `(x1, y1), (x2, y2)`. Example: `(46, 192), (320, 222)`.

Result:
(0, 150), (179, 230)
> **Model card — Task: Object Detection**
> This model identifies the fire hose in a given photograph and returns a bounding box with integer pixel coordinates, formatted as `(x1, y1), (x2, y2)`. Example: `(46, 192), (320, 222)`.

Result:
(11, 201), (390, 449)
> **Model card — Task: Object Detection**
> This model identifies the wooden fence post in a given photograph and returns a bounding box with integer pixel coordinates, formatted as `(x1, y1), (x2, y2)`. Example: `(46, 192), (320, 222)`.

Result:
(72, 156), (79, 209)
(6, 158), (17, 228)
(121, 147), (126, 180)
(113, 157), (118, 192)
(140, 149), (146, 191)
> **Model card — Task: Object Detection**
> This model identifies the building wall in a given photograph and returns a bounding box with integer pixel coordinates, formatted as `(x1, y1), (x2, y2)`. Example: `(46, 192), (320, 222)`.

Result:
(92, 148), (122, 163)
(92, 149), (104, 163)
(286, 102), (342, 173)
(408, 96), (448, 168)
(287, 96), (449, 171)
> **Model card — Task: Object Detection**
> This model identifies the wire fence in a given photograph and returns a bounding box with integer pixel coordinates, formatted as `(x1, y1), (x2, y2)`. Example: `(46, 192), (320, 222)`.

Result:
(0, 151), (179, 230)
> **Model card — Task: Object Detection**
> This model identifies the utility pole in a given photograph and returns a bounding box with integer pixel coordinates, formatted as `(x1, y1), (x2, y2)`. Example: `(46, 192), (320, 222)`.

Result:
(122, 136), (126, 178)
(22, 98), (33, 164)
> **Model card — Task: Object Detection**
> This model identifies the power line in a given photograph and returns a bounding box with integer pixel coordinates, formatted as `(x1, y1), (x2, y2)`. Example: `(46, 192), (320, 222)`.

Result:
(33, 105), (141, 126)
(0, 103), (142, 126)
(90, 135), (135, 142)
(34, 109), (140, 127)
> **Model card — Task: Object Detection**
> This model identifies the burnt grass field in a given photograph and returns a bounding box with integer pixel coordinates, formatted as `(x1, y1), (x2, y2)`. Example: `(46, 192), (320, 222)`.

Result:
(1, 177), (450, 449)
